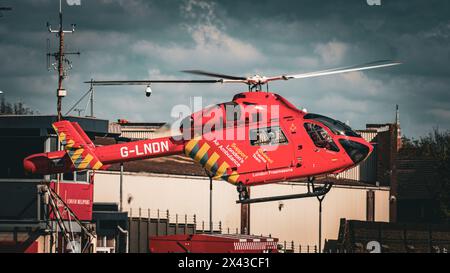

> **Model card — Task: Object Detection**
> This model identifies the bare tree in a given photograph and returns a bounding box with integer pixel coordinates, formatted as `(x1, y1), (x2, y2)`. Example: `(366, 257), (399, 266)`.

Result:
(0, 97), (35, 115)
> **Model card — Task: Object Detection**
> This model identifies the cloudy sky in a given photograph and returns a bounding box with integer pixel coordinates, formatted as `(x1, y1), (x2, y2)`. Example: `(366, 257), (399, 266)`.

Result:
(0, 0), (449, 138)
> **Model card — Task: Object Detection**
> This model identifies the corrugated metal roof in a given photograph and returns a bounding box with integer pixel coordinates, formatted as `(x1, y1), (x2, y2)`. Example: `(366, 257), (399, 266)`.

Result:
(327, 219), (450, 253)
(110, 123), (170, 140)
(0, 115), (110, 136)
(120, 130), (156, 140)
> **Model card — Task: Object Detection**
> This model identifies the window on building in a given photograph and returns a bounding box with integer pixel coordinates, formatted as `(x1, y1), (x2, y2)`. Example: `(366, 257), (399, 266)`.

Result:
(62, 171), (88, 183)
(304, 123), (340, 152)
(63, 172), (74, 181)
(250, 126), (288, 146)
(76, 171), (88, 182)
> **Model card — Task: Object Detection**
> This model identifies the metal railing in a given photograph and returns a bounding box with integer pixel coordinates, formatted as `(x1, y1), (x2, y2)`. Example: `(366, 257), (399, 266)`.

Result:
(128, 207), (230, 235)
(128, 208), (320, 254)
(279, 241), (319, 253)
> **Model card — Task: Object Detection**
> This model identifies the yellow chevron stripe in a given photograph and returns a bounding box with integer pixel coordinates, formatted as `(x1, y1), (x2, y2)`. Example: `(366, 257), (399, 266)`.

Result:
(59, 132), (66, 143)
(227, 172), (240, 184)
(92, 161), (103, 170)
(78, 154), (94, 169)
(194, 143), (210, 162)
(184, 139), (199, 156)
(66, 139), (75, 149)
(214, 162), (230, 179)
(71, 148), (84, 163)
(204, 152), (220, 172)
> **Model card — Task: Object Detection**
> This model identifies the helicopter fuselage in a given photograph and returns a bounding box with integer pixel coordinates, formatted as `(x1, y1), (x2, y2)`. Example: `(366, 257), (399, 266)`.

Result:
(24, 91), (372, 188)
(181, 91), (372, 186)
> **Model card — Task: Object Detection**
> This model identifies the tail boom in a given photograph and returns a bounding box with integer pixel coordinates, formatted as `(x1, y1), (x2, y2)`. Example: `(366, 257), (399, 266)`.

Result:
(94, 137), (185, 165)
(24, 121), (185, 175)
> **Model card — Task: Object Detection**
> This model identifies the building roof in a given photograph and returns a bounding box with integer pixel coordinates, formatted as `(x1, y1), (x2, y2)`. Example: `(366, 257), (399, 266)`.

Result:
(0, 115), (110, 137)
(325, 218), (450, 253)
(118, 122), (167, 127)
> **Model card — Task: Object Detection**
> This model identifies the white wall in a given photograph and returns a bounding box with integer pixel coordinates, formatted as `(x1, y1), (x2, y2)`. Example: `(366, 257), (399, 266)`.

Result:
(94, 172), (242, 231)
(250, 183), (390, 248)
(94, 171), (390, 248)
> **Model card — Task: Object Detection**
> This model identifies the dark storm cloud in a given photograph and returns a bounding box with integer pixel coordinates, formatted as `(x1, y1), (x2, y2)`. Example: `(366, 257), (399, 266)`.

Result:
(0, 0), (449, 138)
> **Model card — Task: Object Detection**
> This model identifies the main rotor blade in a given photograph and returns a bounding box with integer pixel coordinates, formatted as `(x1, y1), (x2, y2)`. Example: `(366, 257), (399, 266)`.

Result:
(86, 59), (401, 88)
(85, 80), (224, 86)
(182, 70), (247, 81)
(276, 60), (401, 81)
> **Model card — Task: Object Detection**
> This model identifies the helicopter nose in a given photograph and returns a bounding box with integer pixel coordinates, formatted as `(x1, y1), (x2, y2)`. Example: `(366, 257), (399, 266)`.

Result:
(338, 139), (372, 165)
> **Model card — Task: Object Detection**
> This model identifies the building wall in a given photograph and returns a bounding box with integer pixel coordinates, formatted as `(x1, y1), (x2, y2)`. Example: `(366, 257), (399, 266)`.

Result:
(94, 172), (242, 231)
(250, 183), (390, 247)
(93, 171), (390, 248)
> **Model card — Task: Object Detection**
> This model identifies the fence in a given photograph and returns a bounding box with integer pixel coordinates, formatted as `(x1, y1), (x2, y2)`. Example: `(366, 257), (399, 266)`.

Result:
(127, 208), (319, 253)
(280, 241), (319, 253)
(128, 208), (231, 253)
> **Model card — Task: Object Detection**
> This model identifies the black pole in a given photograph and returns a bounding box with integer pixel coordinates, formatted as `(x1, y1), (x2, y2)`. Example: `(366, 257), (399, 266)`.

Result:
(57, 1), (64, 122)
(43, 188), (53, 253)
(209, 176), (213, 234)
(120, 163), (124, 212)
(319, 198), (323, 253)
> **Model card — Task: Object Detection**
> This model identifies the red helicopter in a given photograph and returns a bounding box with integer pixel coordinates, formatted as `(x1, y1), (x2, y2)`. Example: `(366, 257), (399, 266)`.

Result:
(24, 60), (401, 203)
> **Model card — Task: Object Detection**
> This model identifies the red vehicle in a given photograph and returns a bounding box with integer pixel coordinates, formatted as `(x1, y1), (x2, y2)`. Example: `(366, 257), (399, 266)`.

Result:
(24, 60), (400, 202)
(149, 234), (278, 253)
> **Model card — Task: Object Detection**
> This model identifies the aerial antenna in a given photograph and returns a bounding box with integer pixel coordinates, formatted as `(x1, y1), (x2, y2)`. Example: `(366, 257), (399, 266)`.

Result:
(74, 108), (84, 116)
(46, 0), (82, 253)
(47, 0), (80, 121)
(66, 80), (95, 117)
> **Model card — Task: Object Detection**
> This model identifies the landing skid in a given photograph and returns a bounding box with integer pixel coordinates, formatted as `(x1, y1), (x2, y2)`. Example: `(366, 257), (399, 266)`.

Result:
(236, 179), (333, 205)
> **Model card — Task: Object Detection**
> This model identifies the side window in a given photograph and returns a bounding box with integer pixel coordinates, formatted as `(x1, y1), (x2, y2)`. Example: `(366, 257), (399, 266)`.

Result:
(250, 126), (288, 146)
(62, 171), (89, 183)
(304, 123), (339, 152)
(76, 171), (88, 182)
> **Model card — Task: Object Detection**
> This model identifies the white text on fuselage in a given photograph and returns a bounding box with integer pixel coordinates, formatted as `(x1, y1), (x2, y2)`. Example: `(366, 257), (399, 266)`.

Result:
(120, 141), (170, 158)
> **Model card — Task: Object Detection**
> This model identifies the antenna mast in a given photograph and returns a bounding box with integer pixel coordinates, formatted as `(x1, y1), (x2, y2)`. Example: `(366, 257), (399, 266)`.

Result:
(46, 0), (81, 253)
(47, 0), (80, 121)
